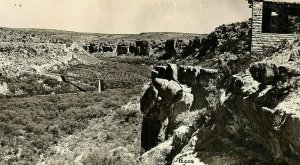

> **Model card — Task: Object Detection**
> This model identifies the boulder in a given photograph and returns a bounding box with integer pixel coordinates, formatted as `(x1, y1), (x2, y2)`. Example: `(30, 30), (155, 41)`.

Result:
(152, 79), (183, 121)
(165, 63), (178, 81)
(177, 65), (218, 86)
(140, 85), (158, 115)
(249, 63), (279, 85)
(249, 63), (298, 85)
(140, 140), (173, 165)
(231, 73), (260, 95)
(288, 47), (300, 61)
(83, 43), (99, 53)
(136, 40), (150, 56)
(141, 78), (193, 151)
(161, 39), (192, 59)
(129, 40), (150, 56)
(181, 37), (201, 57)
(101, 42), (115, 52)
(152, 66), (167, 80)
(165, 40), (176, 55)
(129, 42), (138, 55)
(116, 43), (130, 55)
(191, 37), (201, 50)
(159, 39), (177, 60)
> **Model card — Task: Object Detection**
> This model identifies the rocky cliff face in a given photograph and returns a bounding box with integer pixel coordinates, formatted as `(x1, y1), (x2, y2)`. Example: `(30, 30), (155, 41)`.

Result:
(0, 27), (205, 60)
(82, 36), (204, 59)
(140, 38), (300, 164)
(195, 21), (251, 59)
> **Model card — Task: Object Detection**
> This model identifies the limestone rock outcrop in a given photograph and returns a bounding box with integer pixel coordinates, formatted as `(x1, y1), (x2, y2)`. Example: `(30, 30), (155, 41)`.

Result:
(140, 44), (300, 164)
(198, 21), (251, 57)
(140, 63), (217, 159)
(83, 41), (115, 54)
(160, 39), (200, 60)
(130, 40), (150, 56)
(82, 36), (204, 59)
(117, 41), (130, 55)
(141, 76), (194, 151)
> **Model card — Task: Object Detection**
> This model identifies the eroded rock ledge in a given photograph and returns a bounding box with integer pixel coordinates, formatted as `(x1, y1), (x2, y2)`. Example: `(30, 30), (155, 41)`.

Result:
(140, 59), (300, 164)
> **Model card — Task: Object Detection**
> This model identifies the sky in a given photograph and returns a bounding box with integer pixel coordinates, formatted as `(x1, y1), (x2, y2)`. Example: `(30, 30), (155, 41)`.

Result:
(0, 0), (251, 34)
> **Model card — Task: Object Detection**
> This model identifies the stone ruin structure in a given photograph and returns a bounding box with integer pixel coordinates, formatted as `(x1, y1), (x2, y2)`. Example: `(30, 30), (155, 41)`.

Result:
(248, 0), (300, 53)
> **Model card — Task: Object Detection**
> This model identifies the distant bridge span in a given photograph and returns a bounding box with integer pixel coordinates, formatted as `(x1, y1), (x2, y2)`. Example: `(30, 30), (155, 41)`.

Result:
(63, 68), (149, 83)
(61, 68), (150, 92)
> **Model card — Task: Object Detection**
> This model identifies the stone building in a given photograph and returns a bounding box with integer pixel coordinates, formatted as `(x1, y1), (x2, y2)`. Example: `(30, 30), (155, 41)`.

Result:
(248, 0), (300, 53)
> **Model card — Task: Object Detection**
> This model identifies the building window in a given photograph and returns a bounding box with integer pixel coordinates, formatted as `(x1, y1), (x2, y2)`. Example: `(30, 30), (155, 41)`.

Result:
(262, 2), (300, 34)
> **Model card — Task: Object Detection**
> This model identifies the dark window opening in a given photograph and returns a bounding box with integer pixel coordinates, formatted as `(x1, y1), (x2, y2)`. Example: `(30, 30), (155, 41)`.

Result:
(262, 2), (300, 34)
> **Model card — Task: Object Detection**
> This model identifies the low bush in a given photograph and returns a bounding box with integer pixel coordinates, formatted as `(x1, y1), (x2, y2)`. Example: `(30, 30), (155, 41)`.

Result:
(0, 85), (144, 164)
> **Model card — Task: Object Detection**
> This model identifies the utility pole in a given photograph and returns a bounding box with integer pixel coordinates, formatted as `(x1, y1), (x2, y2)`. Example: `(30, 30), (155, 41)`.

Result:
(98, 79), (101, 93)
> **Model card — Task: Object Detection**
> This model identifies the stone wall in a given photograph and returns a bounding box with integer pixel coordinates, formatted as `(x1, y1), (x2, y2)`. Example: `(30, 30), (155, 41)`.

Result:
(251, 1), (300, 53)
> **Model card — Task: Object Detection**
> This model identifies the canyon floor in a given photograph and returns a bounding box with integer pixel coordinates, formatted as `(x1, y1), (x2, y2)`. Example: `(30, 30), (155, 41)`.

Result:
(0, 58), (151, 165)
(0, 27), (204, 165)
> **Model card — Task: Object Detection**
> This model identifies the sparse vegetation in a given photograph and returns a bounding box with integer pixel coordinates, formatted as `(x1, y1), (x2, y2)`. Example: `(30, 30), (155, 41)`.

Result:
(0, 58), (150, 164)
(0, 86), (143, 164)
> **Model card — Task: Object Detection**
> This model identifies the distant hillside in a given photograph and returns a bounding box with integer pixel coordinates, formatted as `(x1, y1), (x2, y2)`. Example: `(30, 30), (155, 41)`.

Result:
(0, 27), (206, 44)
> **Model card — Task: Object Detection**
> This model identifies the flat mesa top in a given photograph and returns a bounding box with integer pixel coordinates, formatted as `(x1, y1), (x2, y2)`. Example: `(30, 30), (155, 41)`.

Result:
(248, 0), (300, 3)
